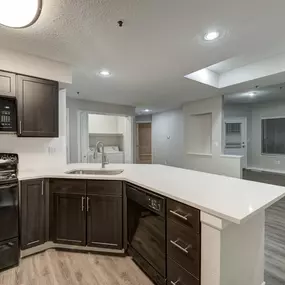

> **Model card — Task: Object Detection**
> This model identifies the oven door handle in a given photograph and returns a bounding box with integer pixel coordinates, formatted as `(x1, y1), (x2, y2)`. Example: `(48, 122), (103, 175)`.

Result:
(0, 183), (18, 190)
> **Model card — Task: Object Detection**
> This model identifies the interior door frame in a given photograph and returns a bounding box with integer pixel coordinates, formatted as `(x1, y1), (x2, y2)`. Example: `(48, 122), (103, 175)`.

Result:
(77, 110), (89, 163)
(136, 122), (153, 164)
(224, 117), (247, 168)
(66, 107), (70, 163)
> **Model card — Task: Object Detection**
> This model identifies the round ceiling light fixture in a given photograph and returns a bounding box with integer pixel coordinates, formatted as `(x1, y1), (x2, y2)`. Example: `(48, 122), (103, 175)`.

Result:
(204, 31), (220, 41)
(99, 70), (111, 77)
(0, 0), (42, 28)
(248, 92), (256, 97)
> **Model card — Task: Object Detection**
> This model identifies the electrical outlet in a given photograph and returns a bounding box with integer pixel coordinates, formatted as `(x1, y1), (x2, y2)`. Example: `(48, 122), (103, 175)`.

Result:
(275, 160), (281, 165)
(48, 147), (56, 155)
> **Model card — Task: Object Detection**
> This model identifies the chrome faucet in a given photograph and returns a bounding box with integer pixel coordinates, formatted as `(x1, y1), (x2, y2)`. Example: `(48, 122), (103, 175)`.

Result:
(96, 141), (109, 168)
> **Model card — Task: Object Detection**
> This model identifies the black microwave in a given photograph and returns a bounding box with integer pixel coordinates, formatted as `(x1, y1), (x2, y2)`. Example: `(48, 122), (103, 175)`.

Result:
(0, 96), (17, 133)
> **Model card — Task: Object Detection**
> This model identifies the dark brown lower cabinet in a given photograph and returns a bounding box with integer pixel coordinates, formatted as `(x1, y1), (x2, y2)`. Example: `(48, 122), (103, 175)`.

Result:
(87, 195), (122, 249)
(21, 179), (45, 249)
(167, 258), (199, 285)
(52, 193), (86, 246)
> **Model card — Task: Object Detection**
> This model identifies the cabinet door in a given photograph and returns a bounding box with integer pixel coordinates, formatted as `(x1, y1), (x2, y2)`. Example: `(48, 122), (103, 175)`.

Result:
(0, 71), (15, 97)
(16, 75), (59, 137)
(52, 193), (86, 246)
(87, 195), (122, 249)
(21, 179), (45, 250)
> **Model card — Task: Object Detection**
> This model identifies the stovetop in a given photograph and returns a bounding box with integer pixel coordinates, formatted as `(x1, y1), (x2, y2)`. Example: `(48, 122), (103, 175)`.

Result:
(0, 153), (18, 164)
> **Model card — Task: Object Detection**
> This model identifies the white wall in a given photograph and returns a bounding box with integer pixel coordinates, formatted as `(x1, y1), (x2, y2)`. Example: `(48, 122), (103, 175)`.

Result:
(150, 99), (242, 178)
(152, 109), (184, 168)
(183, 96), (242, 178)
(0, 48), (72, 83)
(224, 100), (285, 172)
(186, 113), (212, 154)
(67, 98), (135, 163)
(0, 90), (67, 172)
(136, 115), (152, 123)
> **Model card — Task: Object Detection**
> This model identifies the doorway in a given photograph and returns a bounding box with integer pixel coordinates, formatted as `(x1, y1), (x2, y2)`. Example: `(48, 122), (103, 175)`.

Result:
(77, 111), (133, 164)
(224, 117), (247, 168)
(136, 123), (152, 164)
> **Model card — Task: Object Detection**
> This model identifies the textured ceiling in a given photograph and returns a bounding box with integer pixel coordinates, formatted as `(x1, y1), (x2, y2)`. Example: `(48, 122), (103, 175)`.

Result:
(1, 0), (285, 110)
(224, 83), (285, 105)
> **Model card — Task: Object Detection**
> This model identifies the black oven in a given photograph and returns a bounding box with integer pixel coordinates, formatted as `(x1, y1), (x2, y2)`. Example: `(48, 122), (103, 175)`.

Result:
(0, 96), (17, 133)
(127, 184), (166, 285)
(0, 153), (19, 271)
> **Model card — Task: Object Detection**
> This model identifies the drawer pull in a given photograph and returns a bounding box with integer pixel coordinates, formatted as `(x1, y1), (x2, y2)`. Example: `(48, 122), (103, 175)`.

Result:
(87, 197), (90, 212)
(170, 239), (192, 254)
(171, 280), (180, 285)
(170, 209), (192, 220)
(81, 197), (85, 212)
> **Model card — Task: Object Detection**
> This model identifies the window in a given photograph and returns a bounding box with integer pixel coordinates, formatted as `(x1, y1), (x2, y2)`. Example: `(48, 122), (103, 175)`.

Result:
(262, 118), (285, 154)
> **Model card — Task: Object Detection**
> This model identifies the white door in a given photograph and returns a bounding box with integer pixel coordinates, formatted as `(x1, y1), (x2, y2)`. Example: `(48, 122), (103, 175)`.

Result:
(224, 117), (247, 168)
(77, 111), (89, 163)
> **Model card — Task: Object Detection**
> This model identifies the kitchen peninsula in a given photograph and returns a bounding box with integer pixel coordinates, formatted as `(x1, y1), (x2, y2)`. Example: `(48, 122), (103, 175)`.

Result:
(18, 163), (285, 285)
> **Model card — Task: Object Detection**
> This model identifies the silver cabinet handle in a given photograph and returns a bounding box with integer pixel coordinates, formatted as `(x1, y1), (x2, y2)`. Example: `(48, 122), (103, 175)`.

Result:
(81, 197), (85, 212)
(171, 280), (180, 285)
(170, 239), (192, 254)
(169, 210), (192, 221)
(41, 180), (44, 196)
(87, 197), (90, 212)
(19, 120), (22, 135)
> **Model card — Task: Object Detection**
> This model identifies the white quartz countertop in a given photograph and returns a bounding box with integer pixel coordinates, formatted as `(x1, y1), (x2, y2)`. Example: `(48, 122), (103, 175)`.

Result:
(19, 163), (285, 224)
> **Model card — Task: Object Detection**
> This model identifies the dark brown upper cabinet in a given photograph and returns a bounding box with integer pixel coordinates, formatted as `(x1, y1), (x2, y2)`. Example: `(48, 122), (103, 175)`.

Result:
(21, 179), (46, 250)
(16, 75), (59, 137)
(0, 70), (15, 97)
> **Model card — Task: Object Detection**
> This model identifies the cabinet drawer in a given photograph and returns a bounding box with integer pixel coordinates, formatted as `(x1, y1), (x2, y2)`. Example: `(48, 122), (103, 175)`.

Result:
(50, 179), (86, 195)
(167, 257), (199, 285)
(167, 199), (200, 233)
(167, 219), (200, 279)
(87, 180), (122, 196)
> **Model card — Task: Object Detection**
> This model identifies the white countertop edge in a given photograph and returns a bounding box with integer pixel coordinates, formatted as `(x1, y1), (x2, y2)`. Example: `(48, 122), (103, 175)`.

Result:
(246, 167), (285, 175)
(186, 152), (212, 157)
(18, 170), (285, 225)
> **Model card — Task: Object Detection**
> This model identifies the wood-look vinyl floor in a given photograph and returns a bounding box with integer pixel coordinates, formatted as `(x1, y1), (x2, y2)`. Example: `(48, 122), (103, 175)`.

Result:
(0, 250), (154, 285)
(243, 170), (285, 285)
(265, 197), (285, 285)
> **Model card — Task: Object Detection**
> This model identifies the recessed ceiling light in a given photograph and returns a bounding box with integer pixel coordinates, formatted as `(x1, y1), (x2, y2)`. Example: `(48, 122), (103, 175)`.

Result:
(204, 31), (220, 41)
(99, 70), (111, 77)
(144, 109), (151, 112)
(0, 0), (42, 28)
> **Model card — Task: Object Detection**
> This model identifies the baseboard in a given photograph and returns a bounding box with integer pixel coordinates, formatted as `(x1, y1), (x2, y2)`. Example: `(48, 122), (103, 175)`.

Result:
(21, 241), (125, 258)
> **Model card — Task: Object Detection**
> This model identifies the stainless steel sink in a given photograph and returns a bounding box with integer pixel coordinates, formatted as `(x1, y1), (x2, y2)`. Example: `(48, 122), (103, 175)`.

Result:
(66, 169), (124, 175)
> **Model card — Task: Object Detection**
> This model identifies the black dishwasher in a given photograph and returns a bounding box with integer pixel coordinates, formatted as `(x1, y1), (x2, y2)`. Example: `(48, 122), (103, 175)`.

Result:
(127, 184), (166, 285)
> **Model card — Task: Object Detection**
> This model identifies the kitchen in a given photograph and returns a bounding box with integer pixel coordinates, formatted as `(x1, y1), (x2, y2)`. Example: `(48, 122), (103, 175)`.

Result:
(1, 1), (285, 285)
